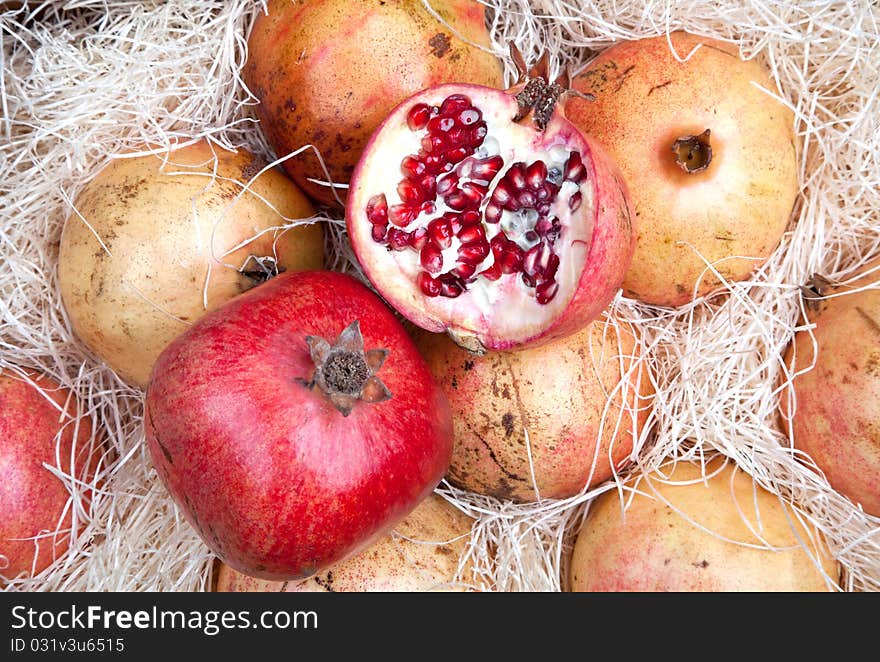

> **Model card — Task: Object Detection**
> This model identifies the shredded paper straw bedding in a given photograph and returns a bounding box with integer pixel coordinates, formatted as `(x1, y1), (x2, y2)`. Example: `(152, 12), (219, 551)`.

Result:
(0, 0), (877, 592)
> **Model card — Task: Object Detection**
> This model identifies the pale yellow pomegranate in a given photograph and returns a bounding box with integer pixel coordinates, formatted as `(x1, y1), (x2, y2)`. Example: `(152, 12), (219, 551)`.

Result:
(569, 458), (839, 592)
(214, 494), (477, 592)
(568, 32), (798, 306)
(415, 315), (653, 502)
(58, 139), (323, 388)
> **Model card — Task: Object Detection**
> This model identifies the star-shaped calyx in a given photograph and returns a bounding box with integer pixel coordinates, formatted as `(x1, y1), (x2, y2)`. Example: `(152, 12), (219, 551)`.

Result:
(508, 43), (595, 131)
(303, 320), (391, 417)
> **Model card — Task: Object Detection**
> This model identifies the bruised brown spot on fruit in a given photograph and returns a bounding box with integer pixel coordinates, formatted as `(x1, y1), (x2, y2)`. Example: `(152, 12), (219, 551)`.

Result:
(314, 571), (336, 591)
(501, 412), (515, 437)
(672, 129), (712, 173)
(647, 80), (672, 95)
(865, 351), (880, 377)
(471, 429), (524, 483)
(613, 64), (635, 92)
(157, 439), (173, 466)
(856, 306), (880, 337)
(693, 559), (710, 569)
(240, 159), (263, 181)
(463, 359), (474, 371)
(429, 32), (451, 58)
(284, 98), (296, 112)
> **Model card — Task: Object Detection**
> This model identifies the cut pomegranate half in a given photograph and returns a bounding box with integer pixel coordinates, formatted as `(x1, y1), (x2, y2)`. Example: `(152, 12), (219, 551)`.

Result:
(346, 55), (636, 353)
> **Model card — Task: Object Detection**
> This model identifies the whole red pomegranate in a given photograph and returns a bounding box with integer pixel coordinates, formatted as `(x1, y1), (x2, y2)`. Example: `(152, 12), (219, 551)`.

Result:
(244, 0), (503, 206)
(1, 369), (97, 580)
(346, 52), (637, 353)
(144, 270), (453, 580)
(567, 32), (798, 306)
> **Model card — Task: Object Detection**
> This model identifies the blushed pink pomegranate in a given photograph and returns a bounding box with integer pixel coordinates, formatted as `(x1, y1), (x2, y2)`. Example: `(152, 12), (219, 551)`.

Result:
(144, 270), (453, 580)
(346, 51), (637, 353)
(1, 370), (98, 581)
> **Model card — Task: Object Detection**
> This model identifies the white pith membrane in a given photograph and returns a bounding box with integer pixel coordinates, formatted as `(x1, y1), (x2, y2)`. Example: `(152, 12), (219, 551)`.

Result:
(351, 87), (592, 346)
(1, 0), (877, 593)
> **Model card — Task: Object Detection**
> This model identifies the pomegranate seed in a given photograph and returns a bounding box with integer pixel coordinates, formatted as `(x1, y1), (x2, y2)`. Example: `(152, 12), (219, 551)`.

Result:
(500, 244), (524, 274)
(506, 163), (527, 191)
(444, 146), (472, 164)
(460, 181), (488, 205)
(535, 217), (552, 236)
(366, 193), (388, 225)
(418, 272), (441, 297)
(491, 179), (513, 205)
(547, 217), (562, 242)
(439, 275), (464, 298)
(458, 108), (482, 125)
(457, 224), (486, 244)
(389, 204), (417, 227)
(502, 196), (521, 212)
(452, 262), (477, 280)
(401, 155), (425, 179)
(422, 134), (448, 154)
(472, 155), (504, 181)
(428, 116), (456, 133)
(423, 154), (449, 174)
(524, 230), (539, 242)
(536, 201), (551, 215)
(524, 241), (551, 276)
(526, 161), (548, 189)
(569, 191), (582, 212)
(522, 272), (537, 288)
(490, 234), (508, 256)
(517, 191), (536, 208)
(523, 243), (542, 275)
(427, 217), (454, 249)
(420, 242), (443, 274)
(386, 228), (410, 250)
(536, 279), (559, 304)
(397, 179), (423, 205)
(458, 240), (490, 263)
(407, 103), (432, 131)
(544, 254), (560, 281)
(444, 193), (467, 211)
(436, 173), (459, 196)
(418, 174), (437, 199)
(408, 227), (428, 250)
(564, 152), (586, 183)
(484, 203), (502, 223)
(479, 262), (502, 281)
(456, 158), (474, 178)
(461, 210), (481, 225)
(371, 224), (387, 242)
(469, 123), (488, 145)
(440, 94), (472, 116)
(447, 128), (469, 145)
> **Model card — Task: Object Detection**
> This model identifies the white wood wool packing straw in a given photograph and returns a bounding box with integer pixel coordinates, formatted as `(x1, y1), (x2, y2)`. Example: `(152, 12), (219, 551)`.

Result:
(1, 0), (878, 592)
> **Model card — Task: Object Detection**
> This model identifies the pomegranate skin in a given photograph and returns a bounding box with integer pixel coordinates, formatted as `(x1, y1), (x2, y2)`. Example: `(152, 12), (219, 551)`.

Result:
(347, 83), (637, 352)
(144, 270), (454, 580)
(781, 259), (880, 516)
(0, 371), (96, 580)
(568, 32), (798, 307)
(244, 0), (503, 206)
(415, 316), (653, 501)
(569, 459), (839, 592)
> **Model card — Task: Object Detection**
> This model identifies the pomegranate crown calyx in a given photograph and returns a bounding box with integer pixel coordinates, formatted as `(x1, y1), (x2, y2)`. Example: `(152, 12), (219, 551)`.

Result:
(509, 44), (595, 131)
(303, 320), (391, 417)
